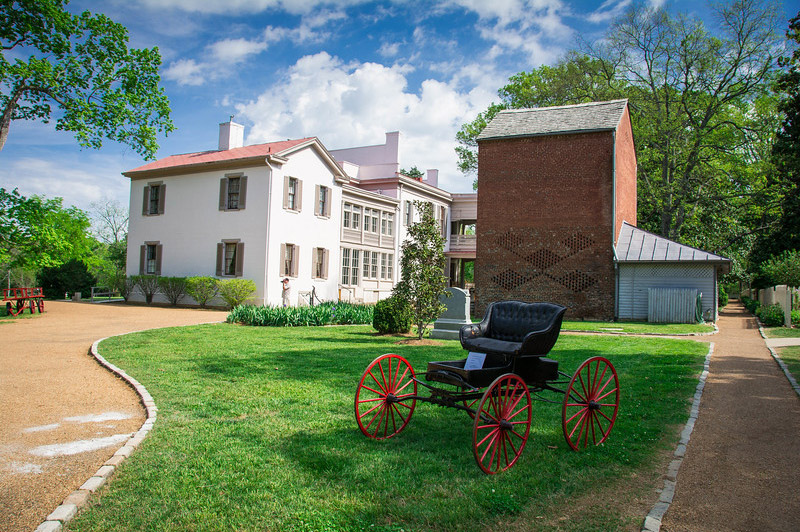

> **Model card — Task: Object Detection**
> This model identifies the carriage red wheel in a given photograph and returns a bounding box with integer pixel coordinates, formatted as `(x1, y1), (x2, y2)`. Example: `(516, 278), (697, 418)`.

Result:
(28, 299), (36, 314)
(472, 373), (531, 474)
(36, 299), (44, 313)
(355, 354), (417, 440)
(9, 300), (24, 316)
(562, 356), (619, 451)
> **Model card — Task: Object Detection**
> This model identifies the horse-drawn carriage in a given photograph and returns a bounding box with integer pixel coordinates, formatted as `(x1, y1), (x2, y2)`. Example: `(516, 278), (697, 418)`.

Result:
(355, 301), (619, 474)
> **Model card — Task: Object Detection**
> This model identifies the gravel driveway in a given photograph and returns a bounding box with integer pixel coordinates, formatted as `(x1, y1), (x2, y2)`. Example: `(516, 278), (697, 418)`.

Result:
(0, 301), (227, 532)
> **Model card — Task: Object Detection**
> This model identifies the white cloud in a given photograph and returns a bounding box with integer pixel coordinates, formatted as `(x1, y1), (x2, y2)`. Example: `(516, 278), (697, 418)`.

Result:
(235, 52), (499, 193)
(163, 58), (206, 86)
(209, 38), (269, 63)
(0, 155), (131, 212)
(587, 0), (633, 24)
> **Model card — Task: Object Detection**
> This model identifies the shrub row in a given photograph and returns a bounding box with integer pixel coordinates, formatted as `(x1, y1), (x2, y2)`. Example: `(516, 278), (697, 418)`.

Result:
(227, 301), (374, 327)
(124, 275), (255, 309)
(742, 296), (786, 327)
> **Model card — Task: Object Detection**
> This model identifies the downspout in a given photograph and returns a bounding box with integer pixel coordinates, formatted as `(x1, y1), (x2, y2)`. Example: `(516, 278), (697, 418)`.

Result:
(612, 129), (618, 320)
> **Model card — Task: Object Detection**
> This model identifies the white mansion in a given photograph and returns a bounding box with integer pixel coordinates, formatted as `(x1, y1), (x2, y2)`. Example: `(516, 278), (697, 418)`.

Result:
(124, 120), (476, 306)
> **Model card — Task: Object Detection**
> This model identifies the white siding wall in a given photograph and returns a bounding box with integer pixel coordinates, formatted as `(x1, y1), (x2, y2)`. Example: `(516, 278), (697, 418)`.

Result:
(126, 165), (271, 305)
(264, 147), (343, 306)
(617, 263), (717, 321)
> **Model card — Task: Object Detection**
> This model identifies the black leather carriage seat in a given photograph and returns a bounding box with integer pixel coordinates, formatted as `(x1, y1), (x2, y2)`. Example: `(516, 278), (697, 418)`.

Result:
(459, 301), (567, 358)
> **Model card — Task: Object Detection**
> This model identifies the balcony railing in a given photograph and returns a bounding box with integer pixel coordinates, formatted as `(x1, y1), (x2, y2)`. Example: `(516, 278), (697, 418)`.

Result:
(449, 234), (476, 253)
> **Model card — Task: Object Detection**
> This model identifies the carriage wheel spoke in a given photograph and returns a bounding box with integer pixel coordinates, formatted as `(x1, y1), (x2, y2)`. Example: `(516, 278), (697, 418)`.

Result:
(473, 374), (530, 474)
(355, 355), (416, 440)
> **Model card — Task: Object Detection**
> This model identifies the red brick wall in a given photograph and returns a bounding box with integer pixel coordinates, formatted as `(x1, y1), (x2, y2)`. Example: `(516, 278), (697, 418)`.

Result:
(475, 132), (617, 320)
(614, 106), (637, 240)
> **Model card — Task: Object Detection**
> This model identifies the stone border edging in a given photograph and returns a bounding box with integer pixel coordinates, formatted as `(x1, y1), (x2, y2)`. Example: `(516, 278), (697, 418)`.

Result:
(641, 342), (714, 532)
(562, 322), (719, 337)
(34, 336), (157, 532)
(758, 325), (800, 399)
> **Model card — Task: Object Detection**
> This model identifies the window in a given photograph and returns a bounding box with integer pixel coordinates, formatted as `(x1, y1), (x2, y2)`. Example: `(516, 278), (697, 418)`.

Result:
(404, 201), (413, 225)
(280, 243), (298, 277)
(341, 248), (350, 285)
(371, 251), (378, 278)
(379, 253), (394, 280)
(139, 242), (162, 275)
(216, 240), (244, 277)
(284, 176), (302, 211)
(381, 212), (394, 236)
(439, 206), (447, 236)
(219, 175), (247, 211)
(315, 185), (330, 217)
(142, 183), (165, 216)
(341, 248), (359, 285)
(363, 251), (370, 279)
(343, 203), (361, 230)
(313, 248), (328, 279)
(364, 208), (378, 233)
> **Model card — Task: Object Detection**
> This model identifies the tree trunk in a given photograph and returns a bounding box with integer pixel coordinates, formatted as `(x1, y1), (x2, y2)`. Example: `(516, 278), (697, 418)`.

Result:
(0, 86), (26, 153)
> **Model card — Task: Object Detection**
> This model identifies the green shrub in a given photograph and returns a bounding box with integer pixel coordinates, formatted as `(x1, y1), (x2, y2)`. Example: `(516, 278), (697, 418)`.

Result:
(119, 276), (136, 302)
(758, 304), (785, 327)
(372, 296), (412, 334)
(792, 310), (799, 326)
(718, 285), (728, 308)
(186, 276), (219, 308)
(38, 259), (96, 299)
(226, 301), (374, 327)
(158, 276), (187, 306)
(741, 295), (760, 315)
(218, 279), (256, 309)
(132, 275), (160, 304)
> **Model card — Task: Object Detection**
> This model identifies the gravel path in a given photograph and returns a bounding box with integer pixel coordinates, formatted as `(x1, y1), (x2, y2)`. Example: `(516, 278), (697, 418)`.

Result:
(0, 301), (228, 532)
(660, 301), (800, 531)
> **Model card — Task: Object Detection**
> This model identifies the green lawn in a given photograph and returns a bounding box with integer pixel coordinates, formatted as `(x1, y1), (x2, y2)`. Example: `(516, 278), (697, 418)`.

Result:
(763, 327), (800, 338)
(562, 320), (715, 335)
(778, 346), (800, 382)
(68, 324), (707, 532)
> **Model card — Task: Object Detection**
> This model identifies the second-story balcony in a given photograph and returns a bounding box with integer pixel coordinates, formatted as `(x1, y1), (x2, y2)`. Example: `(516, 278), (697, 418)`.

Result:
(448, 233), (476, 254)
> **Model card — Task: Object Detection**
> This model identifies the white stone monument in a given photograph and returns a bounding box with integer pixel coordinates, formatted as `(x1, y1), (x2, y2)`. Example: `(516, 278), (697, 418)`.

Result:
(430, 287), (471, 340)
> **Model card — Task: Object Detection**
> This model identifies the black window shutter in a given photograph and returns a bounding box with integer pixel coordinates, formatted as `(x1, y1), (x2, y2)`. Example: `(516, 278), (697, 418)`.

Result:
(142, 187), (150, 216)
(216, 243), (224, 276)
(158, 185), (166, 214)
(219, 178), (227, 210)
(139, 245), (146, 274)
(155, 244), (163, 275)
(235, 242), (245, 277)
(239, 176), (247, 209)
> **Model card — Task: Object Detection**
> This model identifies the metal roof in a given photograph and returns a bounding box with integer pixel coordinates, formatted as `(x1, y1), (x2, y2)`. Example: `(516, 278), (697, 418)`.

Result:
(615, 222), (730, 265)
(477, 99), (629, 141)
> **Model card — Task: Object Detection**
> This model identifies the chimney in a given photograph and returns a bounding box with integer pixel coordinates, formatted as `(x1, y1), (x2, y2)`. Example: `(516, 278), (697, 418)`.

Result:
(425, 169), (438, 188)
(219, 117), (244, 151)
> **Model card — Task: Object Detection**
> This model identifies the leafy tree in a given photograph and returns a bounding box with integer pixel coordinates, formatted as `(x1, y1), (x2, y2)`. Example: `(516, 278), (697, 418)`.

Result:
(400, 166), (424, 179)
(393, 201), (448, 339)
(38, 258), (95, 298)
(186, 276), (219, 308)
(751, 11), (800, 265)
(761, 250), (800, 289)
(0, 187), (94, 271)
(0, 0), (174, 157)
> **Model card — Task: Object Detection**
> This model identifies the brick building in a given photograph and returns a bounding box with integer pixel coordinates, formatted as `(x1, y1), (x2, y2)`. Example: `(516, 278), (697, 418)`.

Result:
(474, 100), (637, 319)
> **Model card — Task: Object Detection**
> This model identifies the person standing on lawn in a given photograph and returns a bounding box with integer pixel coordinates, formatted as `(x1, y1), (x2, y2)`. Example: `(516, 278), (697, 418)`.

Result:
(281, 278), (291, 307)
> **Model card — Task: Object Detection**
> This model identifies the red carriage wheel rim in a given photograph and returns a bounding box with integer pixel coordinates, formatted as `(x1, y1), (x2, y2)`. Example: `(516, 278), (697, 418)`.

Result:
(472, 373), (531, 474)
(355, 354), (417, 440)
(562, 356), (619, 451)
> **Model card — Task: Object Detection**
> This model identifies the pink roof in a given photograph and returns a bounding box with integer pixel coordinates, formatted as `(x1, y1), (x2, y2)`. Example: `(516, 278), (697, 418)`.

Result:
(124, 138), (316, 175)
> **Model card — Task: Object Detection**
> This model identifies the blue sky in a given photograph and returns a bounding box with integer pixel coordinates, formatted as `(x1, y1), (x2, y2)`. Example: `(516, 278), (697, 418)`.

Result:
(0, 0), (792, 214)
